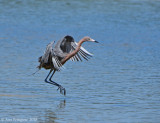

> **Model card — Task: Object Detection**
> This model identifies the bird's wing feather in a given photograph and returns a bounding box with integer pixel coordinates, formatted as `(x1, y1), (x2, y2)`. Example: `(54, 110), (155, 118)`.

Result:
(41, 40), (64, 71)
(75, 42), (93, 56)
(70, 42), (93, 61)
(52, 55), (64, 71)
(54, 36), (93, 62)
(53, 36), (73, 58)
(41, 41), (55, 63)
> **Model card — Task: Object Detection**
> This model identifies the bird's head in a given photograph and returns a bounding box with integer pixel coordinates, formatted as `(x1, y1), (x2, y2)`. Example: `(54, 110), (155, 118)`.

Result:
(83, 36), (99, 43)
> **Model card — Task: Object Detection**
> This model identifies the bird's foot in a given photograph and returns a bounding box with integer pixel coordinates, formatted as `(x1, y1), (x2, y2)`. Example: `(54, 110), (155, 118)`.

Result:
(57, 85), (66, 96)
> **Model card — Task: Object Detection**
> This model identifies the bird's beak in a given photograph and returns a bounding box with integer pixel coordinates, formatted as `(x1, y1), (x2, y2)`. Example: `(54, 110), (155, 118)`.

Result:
(90, 38), (99, 43)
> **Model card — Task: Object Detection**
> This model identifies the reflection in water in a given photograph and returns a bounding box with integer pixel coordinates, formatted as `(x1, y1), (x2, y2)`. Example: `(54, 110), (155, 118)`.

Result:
(44, 100), (66, 123)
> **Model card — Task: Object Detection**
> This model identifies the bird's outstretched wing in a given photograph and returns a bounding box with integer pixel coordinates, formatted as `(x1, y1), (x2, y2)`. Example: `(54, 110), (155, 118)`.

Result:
(53, 36), (73, 58)
(56, 35), (93, 61)
(51, 54), (65, 71)
(54, 35), (93, 62)
(40, 41), (64, 71)
(41, 41), (55, 63)
(70, 42), (93, 61)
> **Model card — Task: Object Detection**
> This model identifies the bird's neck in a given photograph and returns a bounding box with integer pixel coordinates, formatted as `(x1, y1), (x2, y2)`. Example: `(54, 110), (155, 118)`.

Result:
(61, 39), (85, 64)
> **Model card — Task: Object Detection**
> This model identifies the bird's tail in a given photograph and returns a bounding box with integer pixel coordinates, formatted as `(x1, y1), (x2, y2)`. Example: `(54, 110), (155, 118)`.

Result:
(38, 56), (42, 62)
(37, 56), (42, 69)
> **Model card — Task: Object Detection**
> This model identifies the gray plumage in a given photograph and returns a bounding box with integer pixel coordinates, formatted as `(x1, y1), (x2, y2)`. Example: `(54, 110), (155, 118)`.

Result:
(38, 35), (92, 71)
(37, 35), (98, 95)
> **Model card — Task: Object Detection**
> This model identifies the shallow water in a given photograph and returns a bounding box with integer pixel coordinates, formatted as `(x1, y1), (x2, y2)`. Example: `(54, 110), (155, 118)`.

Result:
(0, 0), (160, 122)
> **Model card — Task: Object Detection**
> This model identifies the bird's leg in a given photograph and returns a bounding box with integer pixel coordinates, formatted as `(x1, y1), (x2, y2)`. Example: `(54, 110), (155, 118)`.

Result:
(45, 69), (59, 86)
(49, 70), (66, 96)
(44, 69), (53, 83)
(45, 70), (60, 87)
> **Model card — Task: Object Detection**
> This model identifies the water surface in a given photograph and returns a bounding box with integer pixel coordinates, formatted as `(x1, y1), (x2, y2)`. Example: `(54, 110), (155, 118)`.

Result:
(0, 0), (160, 122)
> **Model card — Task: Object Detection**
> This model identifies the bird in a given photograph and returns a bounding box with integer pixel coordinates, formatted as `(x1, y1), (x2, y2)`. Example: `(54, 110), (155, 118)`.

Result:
(37, 35), (98, 95)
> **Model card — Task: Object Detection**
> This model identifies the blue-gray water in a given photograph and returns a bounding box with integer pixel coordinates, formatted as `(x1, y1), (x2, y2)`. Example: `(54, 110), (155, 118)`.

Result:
(0, 0), (160, 123)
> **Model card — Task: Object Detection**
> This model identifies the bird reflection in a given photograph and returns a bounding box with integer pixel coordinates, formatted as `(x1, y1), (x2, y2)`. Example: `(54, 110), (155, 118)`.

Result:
(57, 99), (66, 109)
(44, 100), (66, 123)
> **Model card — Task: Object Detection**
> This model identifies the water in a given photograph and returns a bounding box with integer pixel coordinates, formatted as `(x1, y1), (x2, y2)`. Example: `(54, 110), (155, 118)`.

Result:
(0, 0), (160, 122)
